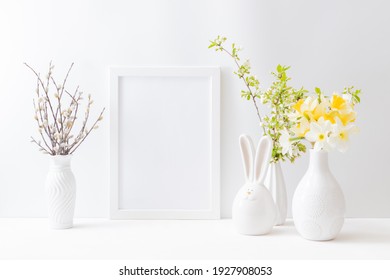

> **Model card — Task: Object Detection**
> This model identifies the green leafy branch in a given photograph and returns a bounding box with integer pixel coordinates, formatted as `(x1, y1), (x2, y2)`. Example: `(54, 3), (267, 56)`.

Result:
(209, 36), (308, 162)
(342, 86), (361, 105)
(209, 36), (265, 134)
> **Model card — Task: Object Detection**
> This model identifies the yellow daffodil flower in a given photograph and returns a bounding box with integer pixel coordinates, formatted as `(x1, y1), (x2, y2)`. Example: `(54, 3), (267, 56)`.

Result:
(292, 117), (310, 137)
(331, 94), (348, 111)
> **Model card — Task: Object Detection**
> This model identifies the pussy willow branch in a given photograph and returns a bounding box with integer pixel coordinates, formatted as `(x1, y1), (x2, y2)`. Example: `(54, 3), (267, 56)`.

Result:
(45, 61), (51, 94)
(27, 62), (104, 155)
(217, 46), (265, 134)
(67, 98), (92, 152)
(49, 77), (61, 118)
(24, 63), (61, 133)
(64, 89), (80, 140)
(38, 130), (53, 154)
(50, 77), (76, 155)
(74, 95), (92, 146)
(39, 86), (55, 146)
(43, 77), (63, 148)
(54, 63), (74, 135)
(69, 107), (105, 154)
(30, 136), (51, 154)
(34, 79), (51, 141)
(33, 100), (53, 153)
(33, 85), (59, 149)
(59, 63), (74, 102)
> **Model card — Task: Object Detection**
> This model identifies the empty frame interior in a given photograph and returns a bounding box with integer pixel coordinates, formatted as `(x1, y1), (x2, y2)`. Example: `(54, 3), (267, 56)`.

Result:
(111, 68), (219, 219)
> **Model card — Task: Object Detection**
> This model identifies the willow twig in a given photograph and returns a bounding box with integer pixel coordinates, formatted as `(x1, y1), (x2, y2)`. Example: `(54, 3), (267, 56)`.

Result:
(69, 108), (105, 154)
(27, 62), (104, 155)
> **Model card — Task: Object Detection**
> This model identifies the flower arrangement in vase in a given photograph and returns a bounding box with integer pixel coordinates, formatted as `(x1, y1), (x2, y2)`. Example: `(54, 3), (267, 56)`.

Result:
(286, 87), (361, 240)
(26, 62), (105, 229)
(209, 36), (307, 227)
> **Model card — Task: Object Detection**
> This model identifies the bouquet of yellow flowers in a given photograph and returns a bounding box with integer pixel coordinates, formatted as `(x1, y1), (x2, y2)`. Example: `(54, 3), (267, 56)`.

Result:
(281, 87), (361, 153)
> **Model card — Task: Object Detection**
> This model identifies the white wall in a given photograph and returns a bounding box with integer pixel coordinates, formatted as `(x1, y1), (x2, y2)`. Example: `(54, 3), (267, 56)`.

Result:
(0, 0), (389, 218)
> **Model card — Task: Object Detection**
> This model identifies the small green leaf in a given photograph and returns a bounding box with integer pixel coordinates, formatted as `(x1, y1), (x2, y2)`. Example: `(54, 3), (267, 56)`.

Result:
(208, 42), (215, 49)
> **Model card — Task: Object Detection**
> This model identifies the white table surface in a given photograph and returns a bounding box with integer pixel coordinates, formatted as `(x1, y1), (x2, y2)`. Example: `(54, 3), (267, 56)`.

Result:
(0, 218), (389, 259)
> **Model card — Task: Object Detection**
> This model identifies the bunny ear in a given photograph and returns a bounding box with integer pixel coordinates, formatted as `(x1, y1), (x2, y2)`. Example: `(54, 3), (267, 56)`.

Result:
(239, 134), (254, 182)
(254, 136), (273, 184)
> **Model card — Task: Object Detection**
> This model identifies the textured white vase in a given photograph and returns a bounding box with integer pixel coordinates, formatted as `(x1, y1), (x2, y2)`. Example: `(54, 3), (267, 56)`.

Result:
(264, 162), (287, 226)
(232, 135), (276, 235)
(292, 150), (345, 241)
(45, 155), (76, 229)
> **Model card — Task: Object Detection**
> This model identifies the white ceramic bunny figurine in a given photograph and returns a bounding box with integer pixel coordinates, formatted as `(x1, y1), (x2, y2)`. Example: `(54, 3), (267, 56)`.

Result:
(232, 135), (276, 235)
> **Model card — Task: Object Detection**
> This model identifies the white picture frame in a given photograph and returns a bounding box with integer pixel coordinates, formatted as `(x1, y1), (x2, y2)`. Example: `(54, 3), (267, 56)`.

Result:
(110, 67), (220, 219)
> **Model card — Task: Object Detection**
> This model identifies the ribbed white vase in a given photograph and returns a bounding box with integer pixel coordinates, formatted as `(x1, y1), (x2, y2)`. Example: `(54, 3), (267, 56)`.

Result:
(45, 155), (76, 229)
(292, 150), (345, 241)
(264, 162), (287, 226)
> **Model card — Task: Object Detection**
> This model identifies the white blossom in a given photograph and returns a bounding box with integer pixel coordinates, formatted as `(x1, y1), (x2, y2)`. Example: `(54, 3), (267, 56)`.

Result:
(305, 117), (332, 151)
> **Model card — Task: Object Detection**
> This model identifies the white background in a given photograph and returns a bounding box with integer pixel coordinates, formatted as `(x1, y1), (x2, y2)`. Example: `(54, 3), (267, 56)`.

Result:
(0, 0), (389, 218)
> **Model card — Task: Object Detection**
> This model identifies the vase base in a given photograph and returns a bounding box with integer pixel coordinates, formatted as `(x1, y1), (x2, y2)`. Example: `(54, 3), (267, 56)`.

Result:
(235, 227), (273, 236)
(301, 236), (337, 242)
(236, 231), (272, 236)
(274, 217), (287, 226)
(49, 223), (73, 230)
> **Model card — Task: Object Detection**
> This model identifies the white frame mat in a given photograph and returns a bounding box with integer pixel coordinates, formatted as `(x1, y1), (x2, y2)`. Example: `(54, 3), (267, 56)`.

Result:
(110, 67), (220, 219)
